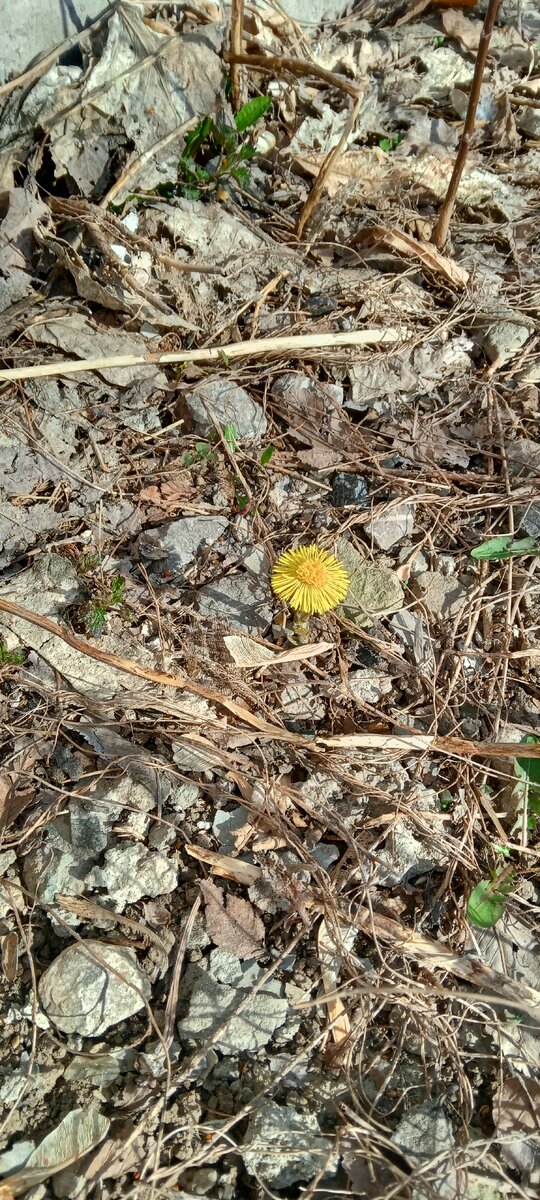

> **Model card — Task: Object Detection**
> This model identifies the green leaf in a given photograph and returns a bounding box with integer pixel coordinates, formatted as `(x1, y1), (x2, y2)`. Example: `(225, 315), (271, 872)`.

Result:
(109, 576), (126, 605)
(378, 134), (402, 152)
(231, 166), (250, 187)
(470, 535), (539, 561)
(222, 423), (238, 451)
(515, 733), (540, 791)
(182, 116), (213, 162)
(467, 879), (509, 927)
(211, 119), (238, 154)
(236, 144), (256, 162)
(260, 444), (276, 466)
(234, 95), (271, 133)
(434, 35), (445, 47)
(84, 605), (107, 638)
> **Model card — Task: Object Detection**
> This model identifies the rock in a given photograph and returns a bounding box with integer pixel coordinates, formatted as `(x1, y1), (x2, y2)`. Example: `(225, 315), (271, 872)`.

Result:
(483, 319), (532, 366)
(336, 538), (404, 627)
(179, 956), (288, 1055)
(332, 472), (370, 509)
(516, 503), (540, 538)
(348, 668), (393, 705)
(22, 818), (95, 919)
(242, 1101), (334, 1189)
(213, 805), (250, 852)
(39, 941), (151, 1036)
(412, 571), (468, 620)
(365, 502), (415, 550)
(281, 680), (325, 722)
(87, 843), (177, 909)
(390, 609), (435, 675)
(196, 573), (272, 634)
(64, 1047), (136, 1085)
(376, 785), (448, 886)
(507, 438), (540, 479)
(310, 843), (340, 870)
(138, 515), (228, 573)
(393, 1100), (456, 1198)
(186, 377), (267, 441)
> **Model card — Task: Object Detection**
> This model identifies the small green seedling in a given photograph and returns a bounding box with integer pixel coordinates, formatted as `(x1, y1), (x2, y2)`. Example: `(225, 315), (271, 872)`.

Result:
(379, 134), (402, 153)
(83, 575), (127, 638)
(467, 870), (514, 928)
(112, 96), (271, 210)
(222, 423), (239, 452)
(513, 734), (540, 831)
(260, 444), (276, 466)
(470, 535), (540, 561)
(0, 640), (25, 666)
(434, 35), (445, 47)
(182, 441), (217, 467)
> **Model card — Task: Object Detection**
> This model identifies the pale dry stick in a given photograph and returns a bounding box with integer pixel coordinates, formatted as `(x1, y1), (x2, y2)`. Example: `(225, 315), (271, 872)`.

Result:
(296, 93), (363, 238)
(99, 116), (198, 208)
(0, 327), (401, 382)
(223, 50), (363, 100)
(229, 0), (246, 110)
(432, 0), (502, 249)
(0, 2), (116, 97)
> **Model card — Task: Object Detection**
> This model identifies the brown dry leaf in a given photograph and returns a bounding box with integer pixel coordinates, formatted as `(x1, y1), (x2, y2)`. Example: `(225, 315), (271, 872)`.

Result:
(495, 1077), (540, 1177)
(317, 919), (353, 1048)
(296, 446), (343, 469)
(185, 843), (261, 886)
(201, 879), (265, 959)
(139, 479), (194, 516)
(352, 224), (469, 289)
(224, 635), (334, 669)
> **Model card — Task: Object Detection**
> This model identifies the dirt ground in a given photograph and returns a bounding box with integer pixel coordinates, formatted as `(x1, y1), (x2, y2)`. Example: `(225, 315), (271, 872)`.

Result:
(0, 1), (539, 1198)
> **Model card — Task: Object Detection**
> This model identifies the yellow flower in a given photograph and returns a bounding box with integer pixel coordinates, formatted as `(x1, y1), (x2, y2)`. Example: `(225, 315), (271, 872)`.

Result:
(271, 544), (349, 615)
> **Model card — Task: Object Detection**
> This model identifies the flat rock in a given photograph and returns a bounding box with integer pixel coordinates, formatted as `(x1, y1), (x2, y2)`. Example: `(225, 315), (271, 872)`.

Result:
(39, 940), (151, 1036)
(196, 573), (272, 634)
(138, 515), (228, 572)
(186, 377), (267, 441)
(412, 571), (468, 620)
(336, 538), (404, 627)
(332, 472), (370, 509)
(87, 843), (178, 910)
(483, 319), (532, 366)
(393, 1100), (456, 1198)
(365, 502), (415, 550)
(242, 1101), (333, 1189)
(348, 668), (393, 705)
(179, 962), (288, 1055)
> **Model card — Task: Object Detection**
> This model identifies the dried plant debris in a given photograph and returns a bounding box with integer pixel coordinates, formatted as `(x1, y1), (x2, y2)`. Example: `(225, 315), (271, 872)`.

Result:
(1, 1), (540, 1198)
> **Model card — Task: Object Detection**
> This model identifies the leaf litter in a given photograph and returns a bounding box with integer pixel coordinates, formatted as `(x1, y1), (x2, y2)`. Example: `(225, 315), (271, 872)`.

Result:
(0, 1), (540, 1198)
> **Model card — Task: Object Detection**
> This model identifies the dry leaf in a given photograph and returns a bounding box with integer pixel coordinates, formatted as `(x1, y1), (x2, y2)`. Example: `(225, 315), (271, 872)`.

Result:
(224, 635), (334, 669)
(352, 224), (469, 289)
(201, 879), (265, 959)
(185, 843), (261, 886)
(317, 919), (355, 1048)
(495, 1076), (540, 1177)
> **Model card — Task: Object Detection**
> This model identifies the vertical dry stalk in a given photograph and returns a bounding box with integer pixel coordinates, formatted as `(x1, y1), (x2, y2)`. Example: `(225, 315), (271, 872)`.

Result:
(296, 93), (363, 238)
(432, 0), (502, 250)
(229, 0), (246, 111)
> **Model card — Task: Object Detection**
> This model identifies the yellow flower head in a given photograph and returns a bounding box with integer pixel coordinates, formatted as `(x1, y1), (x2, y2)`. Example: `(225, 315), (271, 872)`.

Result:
(271, 544), (349, 615)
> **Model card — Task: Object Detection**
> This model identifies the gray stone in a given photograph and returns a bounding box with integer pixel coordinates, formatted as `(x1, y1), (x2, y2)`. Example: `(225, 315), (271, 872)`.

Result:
(348, 668), (393, 705)
(22, 818), (95, 918)
(412, 571), (468, 620)
(310, 842), (340, 870)
(87, 843), (177, 909)
(393, 1101), (456, 1198)
(365, 502), (415, 550)
(3, 0), (106, 85)
(507, 439), (540, 479)
(179, 962), (288, 1054)
(336, 538), (404, 626)
(196, 573), (272, 634)
(281, 681), (325, 722)
(483, 320), (532, 366)
(168, 782), (201, 814)
(64, 1047), (136, 1085)
(138, 515), (228, 572)
(242, 1101), (334, 1189)
(186, 377), (267, 441)
(213, 805), (250, 852)
(517, 503), (540, 538)
(376, 786), (448, 886)
(39, 941), (151, 1036)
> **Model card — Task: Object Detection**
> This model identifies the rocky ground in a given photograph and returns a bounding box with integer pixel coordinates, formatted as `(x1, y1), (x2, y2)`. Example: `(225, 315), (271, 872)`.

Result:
(0, 1), (539, 1198)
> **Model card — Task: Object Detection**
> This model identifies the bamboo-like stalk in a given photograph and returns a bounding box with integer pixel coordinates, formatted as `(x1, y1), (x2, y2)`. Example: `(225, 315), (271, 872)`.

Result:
(0, 327), (400, 383)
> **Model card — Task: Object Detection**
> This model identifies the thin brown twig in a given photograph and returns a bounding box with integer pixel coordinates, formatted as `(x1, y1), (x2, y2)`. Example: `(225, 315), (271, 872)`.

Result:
(296, 94), (363, 238)
(432, 0), (502, 250)
(223, 50), (363, 99)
